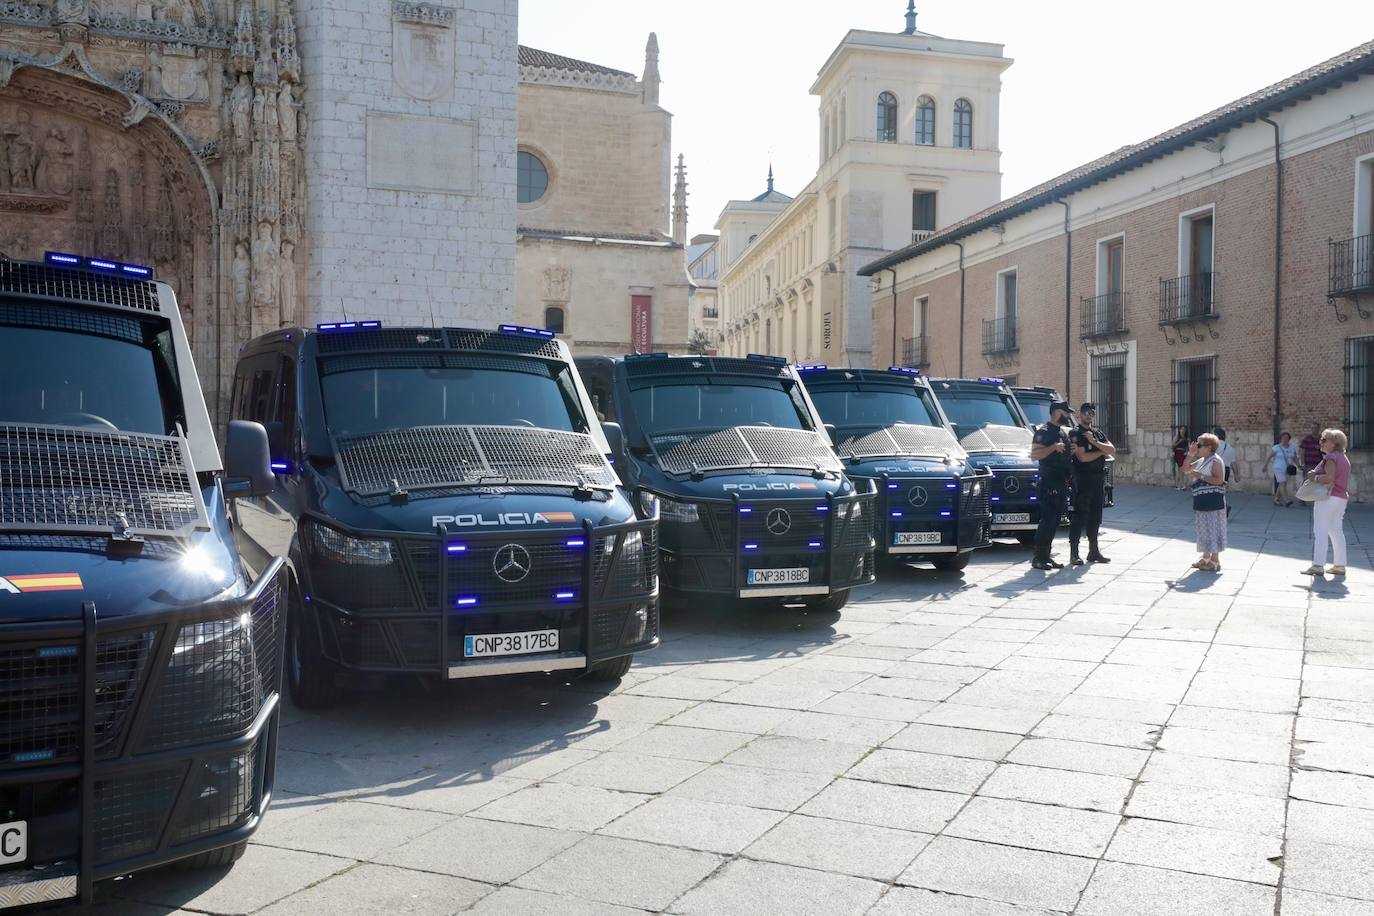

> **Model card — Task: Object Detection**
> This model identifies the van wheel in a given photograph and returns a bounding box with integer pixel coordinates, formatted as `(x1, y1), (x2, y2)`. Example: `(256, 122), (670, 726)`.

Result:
(1014, 532), (1036, 547)
(175, 841), (247, 871)
(933, 552), (971, 571)
(586, 655), (634, 680)
(288, 592), (338, 709)
(805, 590), (850, 613)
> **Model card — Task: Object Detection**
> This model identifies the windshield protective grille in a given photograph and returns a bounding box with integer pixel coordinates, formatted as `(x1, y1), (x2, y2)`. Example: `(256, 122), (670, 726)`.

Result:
(0, 424), (207, 537)
(333, 425), (616, 496)
(652, 426), (841, 475)
(838, 424), (963, 459)
(960, 424), (1032, 453)
(0, 261), (161, 313)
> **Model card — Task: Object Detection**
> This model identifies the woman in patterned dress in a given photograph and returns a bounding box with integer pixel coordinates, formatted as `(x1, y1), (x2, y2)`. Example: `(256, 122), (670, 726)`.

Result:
(1187, 432), (1227, 572)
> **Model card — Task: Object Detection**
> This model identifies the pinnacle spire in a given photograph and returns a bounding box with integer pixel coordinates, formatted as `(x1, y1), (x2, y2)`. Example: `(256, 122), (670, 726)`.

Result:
(767, 163), (774, 193)
(903, 0), (917, 35)
(672, 154), (688, 245)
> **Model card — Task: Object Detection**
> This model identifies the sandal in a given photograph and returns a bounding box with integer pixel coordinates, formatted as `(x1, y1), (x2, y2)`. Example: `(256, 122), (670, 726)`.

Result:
(1191, 559), (1210, 570)
(1301, 565), (1325, 576)
(1328, 566), (1346, 576)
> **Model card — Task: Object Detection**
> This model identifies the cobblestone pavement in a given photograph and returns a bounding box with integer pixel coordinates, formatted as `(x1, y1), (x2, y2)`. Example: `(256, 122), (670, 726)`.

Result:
(77, 485), (1373, 915)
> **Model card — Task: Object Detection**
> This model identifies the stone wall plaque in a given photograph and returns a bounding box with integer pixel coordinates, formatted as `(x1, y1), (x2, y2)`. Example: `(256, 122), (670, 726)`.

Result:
(366, 111), (475, 194)
(392, 1), (454, 102)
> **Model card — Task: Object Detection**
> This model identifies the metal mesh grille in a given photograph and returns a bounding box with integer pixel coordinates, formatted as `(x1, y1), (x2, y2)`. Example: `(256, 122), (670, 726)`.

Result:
(171, 738), (259, 844)
(332, 616), (394, 668)
(0, 425), (207, 536)
(141, 612), (264, 751)
(0, 534), (178, 558)
(318, 353), (444, 373)
(447, 540), (582, 606)
(334, 426), (616, 496)
(836, 497), (876, 550)
(960, 424), (1031, 453)
(838, 424), (961, 459)
(654, 426), (840, 475)
(593, 527), (658, 598)
(624, 356), (785, 379)
(304, 522), (412, 612)
(590, 606), (630, 653)
(93, 629), (156, 758)
(406, 542), (443, 609)
(315, 328), (449, 353)
(0, 642), (81, 767)
(445, 328), (564, 360)
(0, 261), (161, 313)
(0, 301), (147, 343)
(251, 573), (283, 697)
(391, 620), (442, 667)
(739, 502), (828, 551)
(92, 767), (182, 864)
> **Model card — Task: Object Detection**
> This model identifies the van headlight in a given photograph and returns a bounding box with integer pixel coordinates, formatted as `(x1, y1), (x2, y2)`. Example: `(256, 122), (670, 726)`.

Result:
(308, 522), (395, 566)
(650, 494), (699, 523)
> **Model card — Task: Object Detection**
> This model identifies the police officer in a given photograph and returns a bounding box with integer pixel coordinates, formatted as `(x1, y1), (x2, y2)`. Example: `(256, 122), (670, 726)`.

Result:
(1028, 400), (1074, 570)
(1069, 402), (1116, 565)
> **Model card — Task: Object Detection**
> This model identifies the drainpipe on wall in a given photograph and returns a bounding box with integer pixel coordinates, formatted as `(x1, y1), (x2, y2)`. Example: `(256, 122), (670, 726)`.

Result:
(954, 241), (966, 377)
(888, 267), (900, 365)
(1057, 199), (1072, 396)
(1260, 116), (1284, 441)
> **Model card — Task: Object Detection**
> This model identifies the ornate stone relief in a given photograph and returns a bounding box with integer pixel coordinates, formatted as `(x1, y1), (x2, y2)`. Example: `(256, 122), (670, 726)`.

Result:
(543, 264), (570, 302)
(518, 63), (638, 95)
(392, 0), (453, 101)
(0, 0), (305, 421)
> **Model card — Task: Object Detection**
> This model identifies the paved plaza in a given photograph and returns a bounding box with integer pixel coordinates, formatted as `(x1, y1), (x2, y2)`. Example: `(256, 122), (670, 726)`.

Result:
(79, 485), (1373, 915)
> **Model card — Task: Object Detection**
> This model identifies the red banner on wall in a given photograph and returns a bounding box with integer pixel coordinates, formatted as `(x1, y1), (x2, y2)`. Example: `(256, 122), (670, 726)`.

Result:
(631, 294), (653, 354)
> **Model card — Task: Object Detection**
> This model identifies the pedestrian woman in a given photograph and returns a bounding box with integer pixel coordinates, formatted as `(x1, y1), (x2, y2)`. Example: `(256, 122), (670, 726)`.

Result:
(1271, 431), (1298, 506)
(1187, 432), (1227, 571)
(1302, 428), (1351, 577)
(1172, 425), (1191, 489)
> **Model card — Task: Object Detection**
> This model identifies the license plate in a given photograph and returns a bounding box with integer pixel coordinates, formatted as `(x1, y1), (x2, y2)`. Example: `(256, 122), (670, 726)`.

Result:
(464, 630), (559, 658)
(994, 512), (1031, 524)
(0, 821), (26, 865)
(746, 567), (810, 585)
(894, 531), (942, 545)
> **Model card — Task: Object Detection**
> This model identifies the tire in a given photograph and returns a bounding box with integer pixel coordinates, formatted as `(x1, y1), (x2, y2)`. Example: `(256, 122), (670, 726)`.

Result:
(1014, 532), (1036, 546)
(175, 840), (247, 871)
(287, 590), (338, 709)
(586, 654), (634, 680)
(932, 551), (971, 571)
(805, 589), (850, 614)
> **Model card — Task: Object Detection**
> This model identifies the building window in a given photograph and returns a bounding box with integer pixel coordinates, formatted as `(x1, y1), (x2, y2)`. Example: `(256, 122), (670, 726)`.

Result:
(1345, 336), (1374, 448)
(1172, 356), (1217, 436)
(545, 305), (565, 335)
(876, 91), (898, 143)
(915, 96), (935, 145)
(1091, 351), (1129, 451)
(517, 150), (549, 204)
(953, 98), (973, 149)
(912, 191), (936, 233)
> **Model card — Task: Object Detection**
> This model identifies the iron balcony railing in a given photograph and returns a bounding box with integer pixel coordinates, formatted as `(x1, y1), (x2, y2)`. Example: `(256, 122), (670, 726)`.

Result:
(1080, 291), (1128, 339)
(981, 316), (1018, 354)
(1160, 272), (1219, 324)
(911, 229), (936, 245)
(1329, 234), (1374, 298)
(901, 335), (929, 368)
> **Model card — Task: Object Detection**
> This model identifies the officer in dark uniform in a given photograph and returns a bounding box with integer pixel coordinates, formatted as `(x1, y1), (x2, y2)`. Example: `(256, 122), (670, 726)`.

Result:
(1068, 402), (1116, 565)
(1028, 400), (1074, 570)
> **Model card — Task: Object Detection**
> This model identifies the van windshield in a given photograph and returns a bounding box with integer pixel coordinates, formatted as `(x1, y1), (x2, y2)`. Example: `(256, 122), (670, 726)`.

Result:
(320, 365), (588, 437)
(1016, 396), (1051, 426)
(0, 318), (183, 435)
(627, 381), (812, 435)
(937, 391), (1023, 437)
(811, 388), (941, 434)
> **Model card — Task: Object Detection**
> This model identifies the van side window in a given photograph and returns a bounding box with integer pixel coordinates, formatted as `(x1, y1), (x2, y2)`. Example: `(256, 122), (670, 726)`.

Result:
(232, 354), (278, 424)
(581, 364), (615, 424)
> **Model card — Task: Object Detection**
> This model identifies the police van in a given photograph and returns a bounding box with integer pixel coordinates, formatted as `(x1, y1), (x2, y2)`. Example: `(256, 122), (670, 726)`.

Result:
(0, 254), (285, 905)
(576, 354), (875, 612)
(928, 377), (1041, 544)
(799, 367), (991, 571)
(228, 322), (658, 707)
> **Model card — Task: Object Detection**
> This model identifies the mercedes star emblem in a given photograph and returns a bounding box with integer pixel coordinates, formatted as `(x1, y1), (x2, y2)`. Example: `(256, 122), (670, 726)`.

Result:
(765, 508), (792, 535)
(908, 486), (930, 508)
(493, 544), (532, 583)
(1003, 475), (1021, 494)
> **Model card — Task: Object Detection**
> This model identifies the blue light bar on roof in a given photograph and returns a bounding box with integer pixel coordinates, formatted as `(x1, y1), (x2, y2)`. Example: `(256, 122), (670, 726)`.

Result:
(45, 251), (155, 278)
(746, 353), (787, 365)
(977, 376), (1005, 384)
(888, 366), (921, 376)
(317, 320), (382, 332)
(625, 351), (669, 360)
(498, 324), (555, 338)
(794, 364), (827, 372)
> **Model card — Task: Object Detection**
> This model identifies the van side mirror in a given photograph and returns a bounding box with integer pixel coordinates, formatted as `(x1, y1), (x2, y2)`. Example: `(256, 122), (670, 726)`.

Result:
(823, 423), (838, 443)
(601, 421), (625, 459)
(224, 420), (275, 498)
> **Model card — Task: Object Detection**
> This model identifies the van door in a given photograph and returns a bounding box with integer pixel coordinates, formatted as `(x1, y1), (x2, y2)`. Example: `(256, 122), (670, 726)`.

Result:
(230, 351), (297, 576)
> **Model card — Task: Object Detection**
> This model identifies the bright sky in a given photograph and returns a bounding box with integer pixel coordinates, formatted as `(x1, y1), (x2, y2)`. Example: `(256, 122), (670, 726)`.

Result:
(517, 0), (1374, 241)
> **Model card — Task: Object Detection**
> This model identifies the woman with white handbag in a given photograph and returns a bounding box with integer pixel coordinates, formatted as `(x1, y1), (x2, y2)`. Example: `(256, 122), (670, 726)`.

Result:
(1300, 428), (1351, 577)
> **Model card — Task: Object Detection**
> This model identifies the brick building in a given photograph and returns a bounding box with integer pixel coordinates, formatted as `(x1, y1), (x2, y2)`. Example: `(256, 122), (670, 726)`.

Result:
(862, 40), (1374, 496)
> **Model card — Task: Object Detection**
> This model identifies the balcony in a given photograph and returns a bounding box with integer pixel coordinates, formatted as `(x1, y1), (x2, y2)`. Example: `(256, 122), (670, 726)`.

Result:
(702, 306), (719, 319)
(981, 316), (1018, 355)
(1329, 234), (1374, 298)
(911, 229), (935, 245)
(901, 335), (929, 368)
(1159, 272), (1219, 324)
(1080, 291), (1128, 339)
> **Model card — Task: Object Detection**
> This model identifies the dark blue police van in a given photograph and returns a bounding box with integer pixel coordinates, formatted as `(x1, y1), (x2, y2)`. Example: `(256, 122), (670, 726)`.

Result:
(576, 354), (875, 613)
(228, 322), (658, 707)
(1, 254), (284, 906)
(799, 367), (991, 571)
(928, 377), (1040, 544)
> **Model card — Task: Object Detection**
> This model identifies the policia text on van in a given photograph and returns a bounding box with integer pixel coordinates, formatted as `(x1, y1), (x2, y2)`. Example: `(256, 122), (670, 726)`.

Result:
(0, 254), (285, 907)
(577, 354), (875, 612)
(228, 323), (659, 707)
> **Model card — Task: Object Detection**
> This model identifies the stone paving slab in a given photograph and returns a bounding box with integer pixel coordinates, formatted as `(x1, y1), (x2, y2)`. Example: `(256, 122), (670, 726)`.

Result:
(64, 485), (1374, 913)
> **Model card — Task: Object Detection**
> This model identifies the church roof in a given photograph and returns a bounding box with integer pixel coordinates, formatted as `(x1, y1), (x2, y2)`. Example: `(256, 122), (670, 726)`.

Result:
(861, 36), (1374, 277)
(751, 188), (793, 204)
(518, 46), (635, 78)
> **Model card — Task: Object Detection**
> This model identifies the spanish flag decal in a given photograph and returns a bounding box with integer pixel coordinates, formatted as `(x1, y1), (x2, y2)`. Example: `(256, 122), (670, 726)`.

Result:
(541, 511), (577, 524)
(0, 573), (85, 594)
